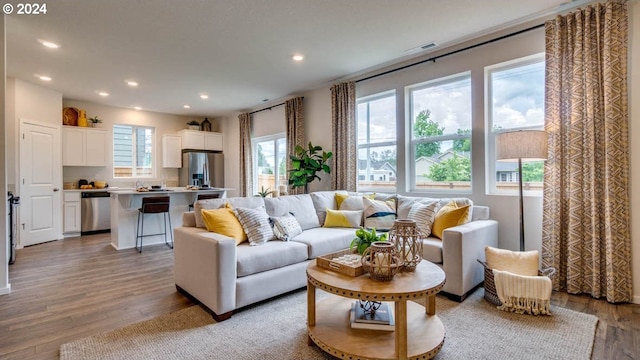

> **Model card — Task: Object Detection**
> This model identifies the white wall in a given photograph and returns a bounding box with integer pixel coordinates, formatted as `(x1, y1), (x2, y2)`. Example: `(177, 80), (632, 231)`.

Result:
(221, 8), (640, 302)
(62, 100), (200, 188)
(1, 15), (9, 295)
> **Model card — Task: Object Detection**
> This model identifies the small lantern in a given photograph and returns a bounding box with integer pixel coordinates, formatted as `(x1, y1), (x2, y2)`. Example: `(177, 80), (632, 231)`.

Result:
(388, 219), (424, 272)
(361, 241), (401, 281)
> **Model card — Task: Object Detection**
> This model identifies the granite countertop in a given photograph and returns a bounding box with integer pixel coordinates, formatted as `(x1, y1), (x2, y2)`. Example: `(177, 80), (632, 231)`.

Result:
(62, 187), (132, 192)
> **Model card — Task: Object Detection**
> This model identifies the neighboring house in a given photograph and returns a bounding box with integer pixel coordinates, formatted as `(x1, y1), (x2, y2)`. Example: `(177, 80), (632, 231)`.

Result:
(358, 160), (396, 181)
(495, 162), (520, 183)
(415, 150), (471, 181)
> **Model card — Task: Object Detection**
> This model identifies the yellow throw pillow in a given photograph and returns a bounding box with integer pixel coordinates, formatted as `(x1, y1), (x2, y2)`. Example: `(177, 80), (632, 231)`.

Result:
(323, 208), (363, 228)
(201, 208), (247, 245)
(431, 201), (471, 239)
(485, 246), (539, 276)
(334, 193), (375, 210)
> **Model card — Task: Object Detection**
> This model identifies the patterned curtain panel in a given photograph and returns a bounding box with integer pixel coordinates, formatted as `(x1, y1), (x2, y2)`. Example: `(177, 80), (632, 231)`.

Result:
(542, 0), (631, 303)
(238, 113), (253, 197)
(330, 81), (357, 192)
(285, 97), (305, 195)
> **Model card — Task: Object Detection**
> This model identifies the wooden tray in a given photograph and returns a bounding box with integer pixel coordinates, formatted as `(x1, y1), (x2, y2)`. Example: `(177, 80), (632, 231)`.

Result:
(317, 249), (364, 277)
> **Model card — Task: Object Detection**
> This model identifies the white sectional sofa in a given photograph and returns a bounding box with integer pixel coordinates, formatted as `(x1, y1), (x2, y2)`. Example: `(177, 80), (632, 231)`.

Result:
(173, 191), (498, 321)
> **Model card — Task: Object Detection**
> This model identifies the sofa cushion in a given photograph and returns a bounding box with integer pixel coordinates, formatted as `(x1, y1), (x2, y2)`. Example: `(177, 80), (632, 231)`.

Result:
(432, 201), (471, 239)
(407, 200), (439, 237)
(290, 227), (354, 259)
(422, 237), (443, 264)
(263, 194), (320, 230)
(323, 209), (363, 228)
(311, 190), (347, 225)
(437, 198), (473, 222)
(336, 193), (375, 211)
(194, 197), (265, 229)
(234, 206), (275, 246)
(270, 213), (303, 241)
(236, 241), (309, 277)
(201, 207), (247, 245)
(396, 195), (439, 219)
(363, 197), (396, 231)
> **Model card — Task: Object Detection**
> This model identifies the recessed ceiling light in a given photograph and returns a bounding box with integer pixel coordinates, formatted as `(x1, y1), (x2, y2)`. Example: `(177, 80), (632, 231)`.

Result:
(200, 94), (209, 100)
(292, 54), (304, 61)
(98, 91), (109, 97)
(39, 75), (52, 81)
(127, 81), (139, 87)
(39, 40), (60, 49)
(133, 106), (142, 110)
(183, 105), (191, 109)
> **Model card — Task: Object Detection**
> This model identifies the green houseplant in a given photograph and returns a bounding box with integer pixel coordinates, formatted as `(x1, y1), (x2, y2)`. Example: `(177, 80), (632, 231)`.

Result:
(350, 227), (387, 254)
(256, 186), (273, 198)
(187, 120), (200, 130)
(288, 142), (333, 192)
(88, 116), (102, 127)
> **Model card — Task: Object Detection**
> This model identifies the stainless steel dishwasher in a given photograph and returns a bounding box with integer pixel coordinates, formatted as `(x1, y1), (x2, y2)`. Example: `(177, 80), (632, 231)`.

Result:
(81, 191), (111, 234)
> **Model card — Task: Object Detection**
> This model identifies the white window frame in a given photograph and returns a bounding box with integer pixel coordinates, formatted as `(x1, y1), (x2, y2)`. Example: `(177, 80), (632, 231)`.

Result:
(112, 124), (156, 178)
(356, 90), (397, 193)
(485, 53), (545, 195)
(407, 71), (472, 194)
(252, 133), (286, 195)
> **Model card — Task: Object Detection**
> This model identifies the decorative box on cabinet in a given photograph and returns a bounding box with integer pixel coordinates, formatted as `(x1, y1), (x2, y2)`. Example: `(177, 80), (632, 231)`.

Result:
(63, 191), (81, 236)
(178, 129), (223, 151)
(62, 126), (108, 166)
(162, 135), (182, 168)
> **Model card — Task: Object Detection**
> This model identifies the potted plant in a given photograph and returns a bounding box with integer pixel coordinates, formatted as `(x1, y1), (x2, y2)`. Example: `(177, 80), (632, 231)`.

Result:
(350, 227), (387, 254)
(88, 116), (102, 127)
(256, 186), (273, 197)
(288, 142), (333, 193)
(187, 120), (200, 130)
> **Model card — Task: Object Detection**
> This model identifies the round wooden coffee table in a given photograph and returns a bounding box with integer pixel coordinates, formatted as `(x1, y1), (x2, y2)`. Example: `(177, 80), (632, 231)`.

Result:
(306, 259), (446, 360)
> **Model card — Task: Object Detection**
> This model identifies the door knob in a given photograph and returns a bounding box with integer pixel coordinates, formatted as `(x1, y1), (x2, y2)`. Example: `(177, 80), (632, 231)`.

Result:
(53, 188), (60, 192)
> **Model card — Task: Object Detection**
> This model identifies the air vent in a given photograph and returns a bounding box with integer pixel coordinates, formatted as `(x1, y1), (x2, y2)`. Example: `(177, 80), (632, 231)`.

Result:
(420, 42), (437, 50)
(405, 41), (438, 54)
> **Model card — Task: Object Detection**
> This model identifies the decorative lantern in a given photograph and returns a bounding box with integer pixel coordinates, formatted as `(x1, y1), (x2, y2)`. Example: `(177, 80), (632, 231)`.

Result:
(361, 241), (401, 281)
(388, 219), (423, 272)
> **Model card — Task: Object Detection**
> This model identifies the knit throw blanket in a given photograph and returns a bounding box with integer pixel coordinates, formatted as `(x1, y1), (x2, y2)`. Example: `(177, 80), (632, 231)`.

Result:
(493, 269), (552, 316)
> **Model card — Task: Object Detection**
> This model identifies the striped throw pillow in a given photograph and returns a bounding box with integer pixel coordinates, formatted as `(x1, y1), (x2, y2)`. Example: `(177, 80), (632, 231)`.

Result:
(269, 213), (302, 241)
(234, 206), (275, 246)
(407, 201), (439, 237)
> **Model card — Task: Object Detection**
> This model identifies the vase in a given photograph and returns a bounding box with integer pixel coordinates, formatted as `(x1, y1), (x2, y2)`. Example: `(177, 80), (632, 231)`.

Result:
(361, 241), (401, 281)
(188, 125), (200, 130)
(388, 219), (424, 272)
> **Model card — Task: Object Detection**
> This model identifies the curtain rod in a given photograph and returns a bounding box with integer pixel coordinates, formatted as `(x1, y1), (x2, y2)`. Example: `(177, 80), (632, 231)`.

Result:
(356, 23), (545, 84)
(248, 96), (305, 115)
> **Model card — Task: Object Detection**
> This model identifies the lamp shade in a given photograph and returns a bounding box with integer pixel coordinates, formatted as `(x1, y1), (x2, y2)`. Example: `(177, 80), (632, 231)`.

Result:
(496, 130), (548, 162)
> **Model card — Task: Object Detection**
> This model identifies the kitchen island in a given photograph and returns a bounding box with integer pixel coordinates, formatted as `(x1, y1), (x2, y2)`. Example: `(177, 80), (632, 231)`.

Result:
(109, 187), (228, 250)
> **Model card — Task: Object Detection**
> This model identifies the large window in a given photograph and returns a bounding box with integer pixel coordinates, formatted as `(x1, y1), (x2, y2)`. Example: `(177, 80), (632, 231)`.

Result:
(486, 54), (545, 194)
(356, 91), (397, 192)
(409, 72), (472, 192)
(253, 134), (286, 195)
(113, 125), (154, 178)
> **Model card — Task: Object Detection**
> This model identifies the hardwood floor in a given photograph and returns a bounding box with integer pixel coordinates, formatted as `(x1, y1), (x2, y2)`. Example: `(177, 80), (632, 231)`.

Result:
(0, 234), (638, 359)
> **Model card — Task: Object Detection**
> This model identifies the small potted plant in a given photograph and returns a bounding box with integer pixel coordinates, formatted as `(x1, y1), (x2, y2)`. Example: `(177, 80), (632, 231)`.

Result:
(256, 186), (273, 198)
(187, 120), (200, 130)
(350, 227), (387, 254)
(88, 116), (103, 128)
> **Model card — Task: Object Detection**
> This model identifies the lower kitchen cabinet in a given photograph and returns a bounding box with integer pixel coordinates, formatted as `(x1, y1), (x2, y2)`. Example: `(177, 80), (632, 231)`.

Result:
(63, 192), (81, 236)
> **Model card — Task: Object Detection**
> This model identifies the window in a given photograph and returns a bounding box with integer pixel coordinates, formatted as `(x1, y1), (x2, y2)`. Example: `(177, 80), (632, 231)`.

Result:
(113, 125), (154, 178)
(253, 134), (286, 195)
(356, 91), (397, 192)
(486, 54), (545, 194)
(408, 72), (472, 192)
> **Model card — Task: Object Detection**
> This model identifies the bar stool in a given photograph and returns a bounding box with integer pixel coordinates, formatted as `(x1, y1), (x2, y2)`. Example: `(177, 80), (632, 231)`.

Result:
(188, 193), (221, 211)
(136, 196), (172, 253)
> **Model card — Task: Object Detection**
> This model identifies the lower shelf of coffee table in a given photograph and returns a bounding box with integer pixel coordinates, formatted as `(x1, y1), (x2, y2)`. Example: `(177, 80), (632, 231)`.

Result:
(308, 296), (445, 360)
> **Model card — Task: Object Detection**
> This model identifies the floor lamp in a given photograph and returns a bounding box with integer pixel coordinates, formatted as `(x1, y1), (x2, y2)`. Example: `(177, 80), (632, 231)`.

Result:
(496, 130), (548, 251)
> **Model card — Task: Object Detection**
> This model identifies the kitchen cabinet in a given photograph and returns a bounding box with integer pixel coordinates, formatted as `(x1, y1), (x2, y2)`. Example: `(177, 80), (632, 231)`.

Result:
(63, 191), (81, 236)
(178, 129), (223, 151)
(162, 135), (182, 168)
(62, 126), (108, 166)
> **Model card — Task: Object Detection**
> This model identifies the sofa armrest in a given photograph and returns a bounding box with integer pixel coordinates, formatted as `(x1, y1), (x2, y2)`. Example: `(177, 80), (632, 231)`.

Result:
(182, 211), (196, 227)
(441, 219), (498, 298)
(174, 227), (237, 315)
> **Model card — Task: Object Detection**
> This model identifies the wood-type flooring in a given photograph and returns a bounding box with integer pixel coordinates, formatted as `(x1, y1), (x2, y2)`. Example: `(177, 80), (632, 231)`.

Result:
(0, 234), (637, 359)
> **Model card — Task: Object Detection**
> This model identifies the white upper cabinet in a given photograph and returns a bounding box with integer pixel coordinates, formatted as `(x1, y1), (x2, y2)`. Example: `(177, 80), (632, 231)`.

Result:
(178, 129), (223, 151)
(162, 135), (182, 168)
(62, 126), (108, 166)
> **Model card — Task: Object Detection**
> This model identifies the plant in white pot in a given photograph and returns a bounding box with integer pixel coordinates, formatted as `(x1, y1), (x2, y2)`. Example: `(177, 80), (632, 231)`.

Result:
(187, 120), (200, 130)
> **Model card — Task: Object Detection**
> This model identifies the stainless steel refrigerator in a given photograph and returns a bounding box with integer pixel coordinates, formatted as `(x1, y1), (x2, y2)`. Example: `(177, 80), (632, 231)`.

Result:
(179, 151), (224, 188)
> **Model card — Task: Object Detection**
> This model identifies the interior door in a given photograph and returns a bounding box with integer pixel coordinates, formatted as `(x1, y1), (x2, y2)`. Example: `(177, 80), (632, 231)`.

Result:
(19, 121), (62, 246)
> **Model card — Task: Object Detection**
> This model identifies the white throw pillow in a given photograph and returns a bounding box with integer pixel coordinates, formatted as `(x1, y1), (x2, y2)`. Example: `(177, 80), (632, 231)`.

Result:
(234, 206), (275, 246)
(363, 197), (396, 231)
(407, 201), (439, 237)
(269, 213), (303, 241)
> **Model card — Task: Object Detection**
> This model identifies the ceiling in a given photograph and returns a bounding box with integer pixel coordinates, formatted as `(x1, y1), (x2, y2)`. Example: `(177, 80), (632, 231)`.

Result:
(6, 0), (585, 118)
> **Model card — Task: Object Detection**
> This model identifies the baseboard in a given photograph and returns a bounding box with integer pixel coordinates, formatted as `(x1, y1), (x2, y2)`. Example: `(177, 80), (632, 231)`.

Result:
(633, 295), (640, 305)
(0, 284), (11, 295)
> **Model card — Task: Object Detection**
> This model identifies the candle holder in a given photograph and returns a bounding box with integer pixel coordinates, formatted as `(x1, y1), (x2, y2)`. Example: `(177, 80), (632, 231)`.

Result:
(388, 219), (424, 272)
(361, 241), (401, 281)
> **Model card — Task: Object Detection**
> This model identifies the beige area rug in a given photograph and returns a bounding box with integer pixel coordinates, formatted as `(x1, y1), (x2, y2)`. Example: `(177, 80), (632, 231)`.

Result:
(60, 289), (597, 360)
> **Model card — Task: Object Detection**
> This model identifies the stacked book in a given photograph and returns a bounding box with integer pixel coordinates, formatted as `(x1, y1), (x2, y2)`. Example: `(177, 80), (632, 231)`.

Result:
(349, 301), (395, 331)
